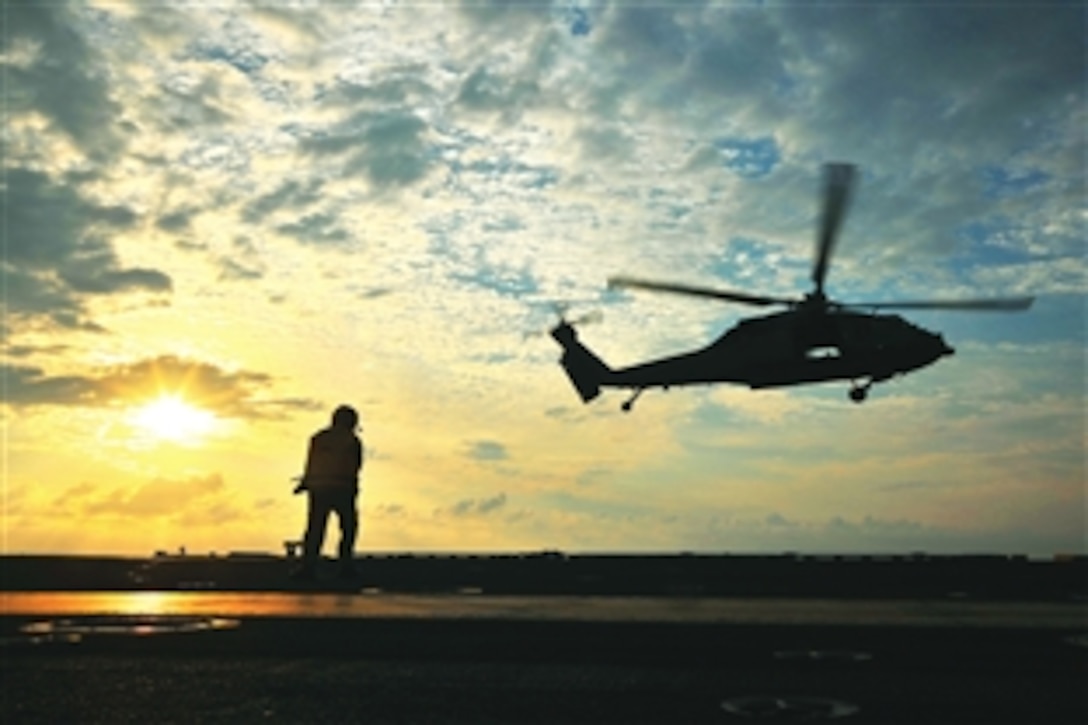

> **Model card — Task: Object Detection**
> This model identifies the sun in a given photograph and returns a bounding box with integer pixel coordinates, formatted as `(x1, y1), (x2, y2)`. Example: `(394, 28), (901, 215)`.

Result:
(131, 395), (217, 443)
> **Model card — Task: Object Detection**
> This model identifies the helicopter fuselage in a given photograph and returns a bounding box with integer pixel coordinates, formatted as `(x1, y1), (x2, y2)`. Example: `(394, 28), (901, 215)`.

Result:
(564, 162), (1029, 409)
(552, 308), (954, 407)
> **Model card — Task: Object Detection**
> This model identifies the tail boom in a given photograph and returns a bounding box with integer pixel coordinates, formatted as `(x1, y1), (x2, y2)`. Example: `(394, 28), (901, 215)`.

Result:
(551, 322), (611, 403)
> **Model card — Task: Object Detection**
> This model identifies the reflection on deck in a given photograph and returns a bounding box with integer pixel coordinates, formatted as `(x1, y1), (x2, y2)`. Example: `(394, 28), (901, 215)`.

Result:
(3, 591), (1085, 629)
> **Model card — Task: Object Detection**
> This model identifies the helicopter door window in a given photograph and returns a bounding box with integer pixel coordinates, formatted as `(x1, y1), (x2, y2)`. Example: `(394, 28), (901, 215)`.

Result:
(805, 345), (841, 360)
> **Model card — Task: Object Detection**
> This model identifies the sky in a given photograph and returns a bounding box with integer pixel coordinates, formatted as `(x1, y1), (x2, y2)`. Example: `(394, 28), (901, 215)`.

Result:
(3, 0), (1085, 558)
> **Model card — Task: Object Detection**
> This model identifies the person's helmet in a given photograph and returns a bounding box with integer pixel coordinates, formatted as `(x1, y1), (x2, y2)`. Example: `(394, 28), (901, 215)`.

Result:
(331, 405), (359, 430)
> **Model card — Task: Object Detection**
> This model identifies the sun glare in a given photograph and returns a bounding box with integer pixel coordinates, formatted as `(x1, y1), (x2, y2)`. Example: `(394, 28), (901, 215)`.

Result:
(131, 395), (217, 443)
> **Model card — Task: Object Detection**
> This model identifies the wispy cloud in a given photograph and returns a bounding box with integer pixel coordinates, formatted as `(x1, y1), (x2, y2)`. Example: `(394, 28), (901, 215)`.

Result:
(440, 492), (509, 518)
(466, 440), (510, 462)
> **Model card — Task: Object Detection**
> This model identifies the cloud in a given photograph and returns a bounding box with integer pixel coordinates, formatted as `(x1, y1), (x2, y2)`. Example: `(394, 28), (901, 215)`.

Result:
(2, 2), (124, 158)
(467, 440), (509, 461)
(240, 179), (325, 224)
(455, 65), (541, 118)
(150, 72), (235, 132)
(217, 257), (264, 281)
(575, 467), (612, 488)
(1, 266), (100, 332)
(598, 4), (689, 71)
(2, 355), (321, 419)
(299, 109), (433, 189)
(4, 343), (70, 359)
(562, 3), (1085, 298)
(155, 208), (199, 232)
(440, 492), (509, 518)
(774, 4), (1082, 149)
(275, 212), (350, 247)
(59, 472), (227, 519)
(1, 168), (172, 330)
(43, 472), (278, 533)
(2, 365), (102, 408)
(575, 125), (636, 163)
(684, 10), (790, 102)
(372, 502), (407, 519)
(456, 0), (555, 29)
(214, 236), (267, 282)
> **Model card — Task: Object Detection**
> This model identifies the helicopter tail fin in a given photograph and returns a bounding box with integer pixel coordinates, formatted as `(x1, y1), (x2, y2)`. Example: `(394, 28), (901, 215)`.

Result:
(551, 321), (611, 403)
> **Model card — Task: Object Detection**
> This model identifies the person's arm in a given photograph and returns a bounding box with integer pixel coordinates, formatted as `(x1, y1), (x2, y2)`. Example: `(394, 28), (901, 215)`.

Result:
(353, 438), (363, 475)
(296, 435), (318, 492)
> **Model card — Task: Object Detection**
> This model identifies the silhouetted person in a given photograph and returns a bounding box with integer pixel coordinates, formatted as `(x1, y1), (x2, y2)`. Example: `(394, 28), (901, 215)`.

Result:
(291, 405), (363, 580)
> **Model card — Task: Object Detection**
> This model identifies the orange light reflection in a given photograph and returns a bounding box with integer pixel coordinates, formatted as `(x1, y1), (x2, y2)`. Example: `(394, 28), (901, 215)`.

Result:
(1, 591), (409, 618)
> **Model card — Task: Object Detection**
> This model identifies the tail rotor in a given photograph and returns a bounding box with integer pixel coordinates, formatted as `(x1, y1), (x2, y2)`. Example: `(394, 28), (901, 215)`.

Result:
(524, 303), (603, 340)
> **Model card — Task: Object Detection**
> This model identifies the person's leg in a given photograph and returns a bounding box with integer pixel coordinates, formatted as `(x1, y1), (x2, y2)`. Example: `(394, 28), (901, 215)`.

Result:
(334, 489), (359, 574)
(297, 491), (332, 576)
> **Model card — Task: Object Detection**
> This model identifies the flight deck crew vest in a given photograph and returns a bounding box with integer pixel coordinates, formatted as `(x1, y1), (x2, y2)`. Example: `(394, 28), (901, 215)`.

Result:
(304, 428), (362, 489)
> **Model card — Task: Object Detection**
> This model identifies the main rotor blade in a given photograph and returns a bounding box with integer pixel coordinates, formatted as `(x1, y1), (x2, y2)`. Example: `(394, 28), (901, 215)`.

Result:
(844, 297), (1035, 312)
(608, 276), (795, 307)
(813, 163), (857, 295)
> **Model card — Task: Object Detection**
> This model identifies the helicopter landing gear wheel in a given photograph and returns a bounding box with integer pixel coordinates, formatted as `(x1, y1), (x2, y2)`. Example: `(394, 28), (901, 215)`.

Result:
(621, 388), (645, 413)
(848, 382), (870, 403)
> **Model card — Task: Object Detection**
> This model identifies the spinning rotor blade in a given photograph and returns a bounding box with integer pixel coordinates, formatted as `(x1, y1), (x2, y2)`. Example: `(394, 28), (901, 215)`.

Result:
(524, 308), (602, 339)
(608, 276), (795, 307)
(567, 309), (604, 325)
(845, 297), (1035, 312)
(813, 163), (857, 295)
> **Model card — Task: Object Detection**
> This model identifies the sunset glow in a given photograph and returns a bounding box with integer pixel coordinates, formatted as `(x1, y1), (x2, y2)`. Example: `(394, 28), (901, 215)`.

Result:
(131, 396), (217, 444)
(3, 3), (1083, 557)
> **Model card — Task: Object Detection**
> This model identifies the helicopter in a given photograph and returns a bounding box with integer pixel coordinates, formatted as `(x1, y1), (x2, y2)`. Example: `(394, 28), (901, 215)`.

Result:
(552, 163), (1033, 411)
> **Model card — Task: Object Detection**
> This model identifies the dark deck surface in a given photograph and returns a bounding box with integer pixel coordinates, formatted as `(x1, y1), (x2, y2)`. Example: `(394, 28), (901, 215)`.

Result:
(3, 595), (1086, 723)
(4, 553), (1087, 601)
(2, 555), (1085, 723)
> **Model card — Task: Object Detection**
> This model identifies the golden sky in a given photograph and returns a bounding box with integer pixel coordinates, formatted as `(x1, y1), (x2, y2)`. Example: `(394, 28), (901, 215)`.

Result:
(3, 1), (1084, 556)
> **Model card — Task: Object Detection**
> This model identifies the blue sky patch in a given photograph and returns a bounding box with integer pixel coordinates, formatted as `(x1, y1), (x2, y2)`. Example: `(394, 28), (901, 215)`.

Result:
(911, 294), (1083, 347)
(564, 2), (593, 37)
(452, 266), (539, 298)
(713, 136), (780, 178)
(952, 221), (1043, 266)
(980, 165), (1050, 199)
(437, 237), (541, 298)
(188, 39), (268, 75)
(708, 236), (808, 289)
